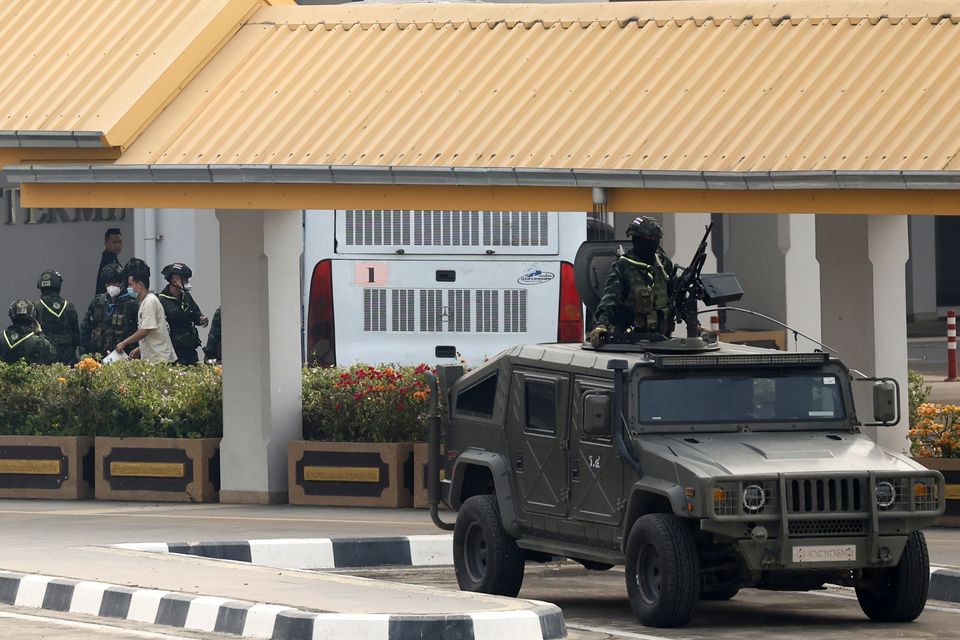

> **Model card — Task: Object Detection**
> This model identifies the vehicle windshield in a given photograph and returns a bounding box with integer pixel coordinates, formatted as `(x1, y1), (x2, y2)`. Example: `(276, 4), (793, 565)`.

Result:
(638, 374), (845, 426)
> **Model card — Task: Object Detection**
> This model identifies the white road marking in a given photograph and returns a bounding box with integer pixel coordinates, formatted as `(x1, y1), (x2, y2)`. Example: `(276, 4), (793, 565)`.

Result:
(807, 588), (960, 613)
(0, 610), (199, 639)
(566, 622), (682, 639)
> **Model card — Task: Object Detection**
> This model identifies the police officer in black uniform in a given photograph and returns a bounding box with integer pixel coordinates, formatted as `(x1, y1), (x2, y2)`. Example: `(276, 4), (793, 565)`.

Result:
(1, 300), (57, 365)
(158, 263), (208, 364)
(80, 263), (140, 357)
(34, 270), (81, 364)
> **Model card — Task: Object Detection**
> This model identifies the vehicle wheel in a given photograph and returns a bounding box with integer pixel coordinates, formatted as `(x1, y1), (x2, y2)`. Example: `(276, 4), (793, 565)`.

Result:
(578, 559), (614, 571)
(625, 513), (700, 628)
(453, 494), (525, 597)
(856, 531), (929, 622)
(700, 585), (739, 600)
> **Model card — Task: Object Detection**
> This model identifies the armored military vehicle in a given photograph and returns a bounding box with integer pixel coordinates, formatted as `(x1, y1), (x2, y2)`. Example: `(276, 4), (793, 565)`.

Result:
(426, 240), (945, 629)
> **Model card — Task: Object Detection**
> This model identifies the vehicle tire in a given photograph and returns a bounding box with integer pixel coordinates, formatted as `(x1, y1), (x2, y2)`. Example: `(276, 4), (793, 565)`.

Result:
(453, 494), (525, 597)
(577, 560), (614, 571)
(856, 531), (929, 622)
(699, 585), (739, 601)
(625, 513), (700, 628)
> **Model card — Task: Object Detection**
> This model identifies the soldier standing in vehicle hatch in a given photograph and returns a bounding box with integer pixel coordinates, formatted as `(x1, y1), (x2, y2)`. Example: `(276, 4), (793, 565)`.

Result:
(158, 263), (208, 365)
(589, 216), (676, 348)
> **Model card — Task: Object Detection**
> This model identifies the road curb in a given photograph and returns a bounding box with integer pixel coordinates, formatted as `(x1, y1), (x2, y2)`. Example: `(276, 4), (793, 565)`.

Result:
(930, 567), (960, 603)
(114, 534), (454, 570)
(0, 569), (565, 640)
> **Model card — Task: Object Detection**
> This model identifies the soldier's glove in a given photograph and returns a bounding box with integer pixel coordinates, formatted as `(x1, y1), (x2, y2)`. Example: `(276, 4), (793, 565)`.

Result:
(588, 325), (610, 349)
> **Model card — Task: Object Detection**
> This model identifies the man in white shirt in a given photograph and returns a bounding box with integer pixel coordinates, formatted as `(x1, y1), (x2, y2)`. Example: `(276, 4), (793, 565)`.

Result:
(114, 264), (176, 363)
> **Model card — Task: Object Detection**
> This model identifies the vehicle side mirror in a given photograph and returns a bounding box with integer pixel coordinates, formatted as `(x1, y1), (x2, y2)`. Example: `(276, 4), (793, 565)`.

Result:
(583, 394), (610, 436)
(873, 380), (897, 424)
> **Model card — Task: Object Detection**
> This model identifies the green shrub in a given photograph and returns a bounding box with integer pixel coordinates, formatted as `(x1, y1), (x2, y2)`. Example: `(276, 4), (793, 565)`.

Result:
(908, 370), (931, 428)
(0, 359), (222, 439)
(302, 364), (432, 442)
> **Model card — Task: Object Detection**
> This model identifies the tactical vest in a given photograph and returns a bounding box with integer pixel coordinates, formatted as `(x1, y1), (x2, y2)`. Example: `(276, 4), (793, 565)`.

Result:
(90, 295), (136, 353)
(159, 292), (201, 351)
(1, 328), (51, 364)
(36, 295), (74, 346)
(620, 254), (671, 331)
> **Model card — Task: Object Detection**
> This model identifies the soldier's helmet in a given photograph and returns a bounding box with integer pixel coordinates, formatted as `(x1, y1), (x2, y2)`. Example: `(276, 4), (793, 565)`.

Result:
(625, 216), (663, 242)
(122, 258), (151, 280)
(161, 263), (193, 282)
(36, 270), (63, 292)
(100, 263), (124, 284)
(8, 299), (35, 325)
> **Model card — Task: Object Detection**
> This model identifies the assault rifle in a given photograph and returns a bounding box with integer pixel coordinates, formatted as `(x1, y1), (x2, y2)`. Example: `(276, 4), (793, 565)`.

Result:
(670, 222), (714, 338)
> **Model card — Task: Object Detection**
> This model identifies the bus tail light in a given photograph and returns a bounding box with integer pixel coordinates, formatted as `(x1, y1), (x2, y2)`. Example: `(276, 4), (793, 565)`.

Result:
(557, 261), (583, 343)
(308, 259), (336, 365)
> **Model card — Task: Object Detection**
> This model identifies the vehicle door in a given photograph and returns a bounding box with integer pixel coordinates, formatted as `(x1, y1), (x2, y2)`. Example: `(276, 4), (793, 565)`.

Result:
(569, 378), (624, 526)
(505, 368), (570, 518)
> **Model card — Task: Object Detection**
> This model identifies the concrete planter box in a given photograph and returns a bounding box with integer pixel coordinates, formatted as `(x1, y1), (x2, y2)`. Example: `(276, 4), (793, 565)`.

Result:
(913, 457), (960, 527)
(288, 441), (414, 508)
(95, 437), (220, 503)
(0, 436), (94, 499)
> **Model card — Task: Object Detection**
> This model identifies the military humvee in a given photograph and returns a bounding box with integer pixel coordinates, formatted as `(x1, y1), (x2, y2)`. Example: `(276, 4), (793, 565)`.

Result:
(425, 242), (945, 629)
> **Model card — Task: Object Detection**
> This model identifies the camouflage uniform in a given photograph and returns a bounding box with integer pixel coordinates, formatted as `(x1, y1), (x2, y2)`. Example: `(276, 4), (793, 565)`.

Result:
(35, 291), (81, 365)
(1, 300), (57, 365)
(80, 292), (140, 356)
(595, 250), (675, 334)
(159, 288), (204, 364)
(592, 217), (676, 341)
(203, 307), (221, 361)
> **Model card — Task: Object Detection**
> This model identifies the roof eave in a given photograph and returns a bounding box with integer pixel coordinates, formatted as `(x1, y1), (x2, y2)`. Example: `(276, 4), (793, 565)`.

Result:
(0, 131), (107, 149)
(5, 164), (960, 191)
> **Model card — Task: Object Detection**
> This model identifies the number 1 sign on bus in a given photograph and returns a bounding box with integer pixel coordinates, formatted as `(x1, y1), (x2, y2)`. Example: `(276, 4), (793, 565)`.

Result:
(304, 210), (587, 366)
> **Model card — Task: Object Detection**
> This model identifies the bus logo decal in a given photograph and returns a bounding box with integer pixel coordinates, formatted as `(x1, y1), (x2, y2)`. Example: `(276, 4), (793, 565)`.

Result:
(517, 267), (555, 285)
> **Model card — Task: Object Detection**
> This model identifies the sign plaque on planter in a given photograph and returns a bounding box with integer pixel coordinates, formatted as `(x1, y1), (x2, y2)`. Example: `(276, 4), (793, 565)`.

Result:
(95, 437), (220, 503)
(289, 441), (414, 508)
(0, 436), (94, 499)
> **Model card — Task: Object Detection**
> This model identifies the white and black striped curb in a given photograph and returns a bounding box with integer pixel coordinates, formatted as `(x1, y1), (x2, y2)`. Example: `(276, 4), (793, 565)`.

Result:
(929, 567), (960, 603)
(114, 534), (454, 570)
(0, 570), (566, 639)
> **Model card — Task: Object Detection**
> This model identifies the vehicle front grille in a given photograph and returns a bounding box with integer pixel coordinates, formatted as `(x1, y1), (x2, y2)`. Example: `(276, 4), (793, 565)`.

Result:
(787, 477), (865, 514)
(788, 518), (865, 537)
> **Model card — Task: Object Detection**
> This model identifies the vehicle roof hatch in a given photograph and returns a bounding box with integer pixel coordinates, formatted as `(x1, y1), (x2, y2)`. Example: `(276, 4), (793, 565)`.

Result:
(573, 240), (625, 319)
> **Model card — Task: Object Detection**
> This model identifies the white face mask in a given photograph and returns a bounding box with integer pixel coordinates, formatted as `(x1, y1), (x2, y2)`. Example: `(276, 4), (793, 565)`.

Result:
(183, 282), (193, 291)
(106, 285), (122, 298)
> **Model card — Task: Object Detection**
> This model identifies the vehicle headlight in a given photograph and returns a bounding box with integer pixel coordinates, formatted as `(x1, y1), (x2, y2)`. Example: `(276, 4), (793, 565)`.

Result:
(875, 481), (896, 509)
(712, 482), (737, 516)
(742, 483), (767, 513)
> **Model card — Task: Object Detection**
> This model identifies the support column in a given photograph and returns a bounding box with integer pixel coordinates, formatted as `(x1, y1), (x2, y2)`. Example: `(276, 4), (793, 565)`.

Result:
(818, 215), (909, 452)
(661, 212), (716, 271)
(216, 209), (304, 504)
(779, 214), (822, 349)
(868, 215), (910, 452)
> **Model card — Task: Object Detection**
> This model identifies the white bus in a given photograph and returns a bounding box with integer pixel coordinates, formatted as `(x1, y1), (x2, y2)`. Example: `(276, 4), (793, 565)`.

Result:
(303, 210), (587, 366)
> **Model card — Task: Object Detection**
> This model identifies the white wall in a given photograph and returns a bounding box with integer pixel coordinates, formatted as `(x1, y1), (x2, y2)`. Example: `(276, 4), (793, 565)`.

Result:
(133, 208), (220, 344)
(906, 215), (938, 321)
(0, 189), (132, 315)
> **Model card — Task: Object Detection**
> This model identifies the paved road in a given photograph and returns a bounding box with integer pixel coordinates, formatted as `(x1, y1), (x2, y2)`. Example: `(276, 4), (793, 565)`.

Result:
(344, 563), (960, 640)
(0, 605), (230, 640)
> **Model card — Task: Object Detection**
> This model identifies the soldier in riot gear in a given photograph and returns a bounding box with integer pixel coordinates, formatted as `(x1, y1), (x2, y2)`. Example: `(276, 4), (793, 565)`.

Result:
(158, 263), (209, 365)
(589, 216), (676, 348)
(1, 300), (56, 365)
(34, 270), (81, 364)
(203, 307), (221, 362)
(80, 263), (140, 357)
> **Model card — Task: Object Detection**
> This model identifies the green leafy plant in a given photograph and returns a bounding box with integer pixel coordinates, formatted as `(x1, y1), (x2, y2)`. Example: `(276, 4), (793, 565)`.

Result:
(908, 370), (931, 429)
(302, 363), (432, 442)
(0, 359), (222, 439)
